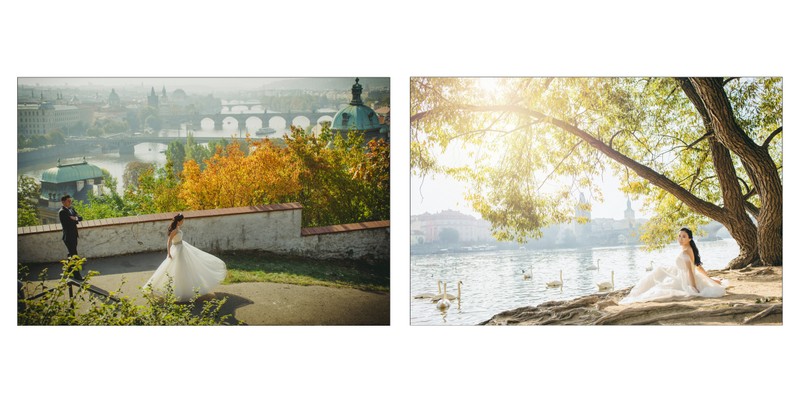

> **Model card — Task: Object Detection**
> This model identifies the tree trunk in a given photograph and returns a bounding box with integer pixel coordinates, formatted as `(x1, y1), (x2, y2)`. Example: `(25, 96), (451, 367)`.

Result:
(677, 78), (760, 269)
(689, 78), (782, 266)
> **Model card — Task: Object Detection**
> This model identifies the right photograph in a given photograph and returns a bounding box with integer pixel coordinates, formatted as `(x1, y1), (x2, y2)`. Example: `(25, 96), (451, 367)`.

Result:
(410, 77), (783, 326)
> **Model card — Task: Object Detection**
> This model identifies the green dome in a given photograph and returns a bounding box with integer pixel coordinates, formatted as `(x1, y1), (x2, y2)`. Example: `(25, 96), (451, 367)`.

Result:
(331, 78), (383, 135)
(41, 160), (104, 184)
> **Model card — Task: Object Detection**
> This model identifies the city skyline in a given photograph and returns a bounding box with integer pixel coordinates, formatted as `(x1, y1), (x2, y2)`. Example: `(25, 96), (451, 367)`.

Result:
(17, 77), (391, 95)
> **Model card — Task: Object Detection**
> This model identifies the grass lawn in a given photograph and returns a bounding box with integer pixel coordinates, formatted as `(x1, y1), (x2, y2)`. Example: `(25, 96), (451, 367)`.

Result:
(220, 250), (389, 293)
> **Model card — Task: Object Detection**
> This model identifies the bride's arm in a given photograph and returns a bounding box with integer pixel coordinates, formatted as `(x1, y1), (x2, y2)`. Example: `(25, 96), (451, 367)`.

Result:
(685, 250), (698, 292)
(167, 230), (176, 258)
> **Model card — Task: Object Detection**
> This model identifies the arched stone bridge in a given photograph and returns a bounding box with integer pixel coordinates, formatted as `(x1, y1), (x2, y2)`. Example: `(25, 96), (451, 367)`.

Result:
(185, 111), (338, 131)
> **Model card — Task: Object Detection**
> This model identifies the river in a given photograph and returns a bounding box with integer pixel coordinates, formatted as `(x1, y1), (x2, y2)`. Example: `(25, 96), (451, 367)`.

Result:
(410, 238), (741, 325)
(16, 125), (293, 194)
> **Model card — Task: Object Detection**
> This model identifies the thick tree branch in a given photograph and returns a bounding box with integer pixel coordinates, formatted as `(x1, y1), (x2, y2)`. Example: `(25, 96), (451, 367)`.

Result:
(448, 103), (728, 221)
(411, 110), (429, 124)
(762, 126), (782, 149)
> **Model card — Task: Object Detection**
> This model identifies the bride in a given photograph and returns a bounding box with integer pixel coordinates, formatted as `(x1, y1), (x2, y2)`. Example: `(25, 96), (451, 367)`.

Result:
(620, 227), (727, 305)
(144, 213), (227, 302)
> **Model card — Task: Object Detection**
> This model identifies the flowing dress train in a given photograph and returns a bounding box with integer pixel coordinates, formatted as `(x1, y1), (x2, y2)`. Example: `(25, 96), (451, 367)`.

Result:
(620, 252), (727, 305)
(144, 229), (227, 301)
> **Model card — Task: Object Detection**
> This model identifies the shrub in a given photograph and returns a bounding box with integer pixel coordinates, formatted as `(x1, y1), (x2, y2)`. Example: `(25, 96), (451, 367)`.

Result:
(18, 257), (233, 326)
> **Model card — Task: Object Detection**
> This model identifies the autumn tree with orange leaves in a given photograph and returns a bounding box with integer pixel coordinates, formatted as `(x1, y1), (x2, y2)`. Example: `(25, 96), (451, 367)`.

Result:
(180, 139), (301, 209)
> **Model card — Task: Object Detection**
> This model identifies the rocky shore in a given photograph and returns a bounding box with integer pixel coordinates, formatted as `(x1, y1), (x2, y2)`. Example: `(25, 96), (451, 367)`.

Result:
(480, 266), (783, 325)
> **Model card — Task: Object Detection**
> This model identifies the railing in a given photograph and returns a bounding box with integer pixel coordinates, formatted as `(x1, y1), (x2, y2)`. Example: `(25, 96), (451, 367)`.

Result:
(21, 279), (120, 303)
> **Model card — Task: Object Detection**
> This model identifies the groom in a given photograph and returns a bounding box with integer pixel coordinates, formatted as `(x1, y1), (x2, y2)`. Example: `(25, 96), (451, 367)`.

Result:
(59, 195), (84, 280)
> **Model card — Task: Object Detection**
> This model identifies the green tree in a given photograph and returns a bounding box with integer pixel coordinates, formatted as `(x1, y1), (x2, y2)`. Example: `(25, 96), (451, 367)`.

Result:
(86, 126), (103, 137)
(184, 133), (212, 168)
(17, 176), (40, 227)
(411, 77), (782, 269)
(127, 160), (185, 214)
(139, 106), (161, 131)
(73, 192), (131, 220)
(45, 129), (65, 145)
(285, 126), (390, 227)
(123, 161), (154, 190)
(166, 141), (186, 175)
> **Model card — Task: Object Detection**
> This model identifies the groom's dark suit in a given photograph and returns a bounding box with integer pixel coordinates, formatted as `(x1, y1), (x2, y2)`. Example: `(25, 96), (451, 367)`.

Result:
(59, 205), (83, 279)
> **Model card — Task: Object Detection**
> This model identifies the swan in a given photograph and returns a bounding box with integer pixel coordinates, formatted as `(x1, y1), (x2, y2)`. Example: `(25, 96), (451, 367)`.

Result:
(522, 268), (532, 280)
(413, 280), (441, 299)
(436, 282), (451, 310)
(546, 270), (563, 288)
(588, 259), (600, 270)
(597, 270), (615, 291)
(646, 261), (653, 271)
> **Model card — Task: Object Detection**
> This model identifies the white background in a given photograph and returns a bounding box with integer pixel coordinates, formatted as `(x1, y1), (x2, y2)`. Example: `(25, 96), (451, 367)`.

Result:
(3, 1), (797, 399)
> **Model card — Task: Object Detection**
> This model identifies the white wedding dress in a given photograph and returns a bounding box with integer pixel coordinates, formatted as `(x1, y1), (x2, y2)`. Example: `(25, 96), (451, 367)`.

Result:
(620, 252), (727, 304)
(144, 229), (227, 302)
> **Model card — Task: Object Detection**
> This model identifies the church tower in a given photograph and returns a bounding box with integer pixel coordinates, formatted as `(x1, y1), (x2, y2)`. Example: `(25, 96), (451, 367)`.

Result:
(147, 87), (159, 108)
(624, 197), (635, 228)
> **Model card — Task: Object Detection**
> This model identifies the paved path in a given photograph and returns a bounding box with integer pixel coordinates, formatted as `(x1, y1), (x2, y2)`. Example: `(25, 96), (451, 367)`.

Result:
(21, 252), (390, 325)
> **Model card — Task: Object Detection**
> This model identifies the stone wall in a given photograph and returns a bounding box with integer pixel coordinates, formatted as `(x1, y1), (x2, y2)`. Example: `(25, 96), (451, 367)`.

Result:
(17, 203), (389, 264)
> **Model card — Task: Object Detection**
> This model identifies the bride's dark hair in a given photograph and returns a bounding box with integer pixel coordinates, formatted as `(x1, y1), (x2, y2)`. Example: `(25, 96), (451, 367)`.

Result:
(680, 227), (702, 266)
(168, 213), (184, 235)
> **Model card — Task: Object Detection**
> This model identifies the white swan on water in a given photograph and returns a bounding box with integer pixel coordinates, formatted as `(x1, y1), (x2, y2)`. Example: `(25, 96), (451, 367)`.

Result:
(588, 259), (600, 270)
(597, 270), (615, 292)
(413, 280), (441, 299)
(546, 270), (563, 288)
(431, 282), (457, 301)
(522, 268), (532, 280)
(436, 282), (451, 310)
(646, 261), (653, 271)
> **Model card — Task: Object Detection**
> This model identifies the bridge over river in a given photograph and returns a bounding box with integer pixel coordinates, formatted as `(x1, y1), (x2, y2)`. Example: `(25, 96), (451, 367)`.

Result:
(160, 110), (338, 131)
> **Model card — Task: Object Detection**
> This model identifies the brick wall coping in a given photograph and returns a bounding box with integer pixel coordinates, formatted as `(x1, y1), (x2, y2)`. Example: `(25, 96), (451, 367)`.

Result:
(301, 220), (390, 236)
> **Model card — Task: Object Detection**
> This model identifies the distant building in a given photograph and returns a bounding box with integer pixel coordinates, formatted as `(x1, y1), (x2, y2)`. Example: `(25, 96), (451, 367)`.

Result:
(17, 102), (93, 136)
(411, 210), (493, 244)
(147, 87), (159, 108)
(330, 78), (389, 142)
(108, 89), (121, 109)
(566, 193), (644, 246)
(624, 197), (635, 228)
(37, 158), (105, 224)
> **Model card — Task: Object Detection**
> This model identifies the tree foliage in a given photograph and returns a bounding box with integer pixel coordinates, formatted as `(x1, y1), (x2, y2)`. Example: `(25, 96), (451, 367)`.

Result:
(285, 126), (390, 227)
(411, 77), (782, 267)
(64, 128), (390, 228)
(18, 257), (231, 326)
(17, 175), (40, 227)
(180, 138), (301, 209)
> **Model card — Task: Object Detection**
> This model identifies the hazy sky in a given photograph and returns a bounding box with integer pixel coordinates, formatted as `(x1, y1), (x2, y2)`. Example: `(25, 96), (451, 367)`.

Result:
(17, 77), (390, 93)
(411, 169), (648, 220)
(410, 133), (649, 220)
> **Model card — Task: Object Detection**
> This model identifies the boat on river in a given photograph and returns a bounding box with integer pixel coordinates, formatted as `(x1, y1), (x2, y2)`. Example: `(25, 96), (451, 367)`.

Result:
(256, 127), (276, 136)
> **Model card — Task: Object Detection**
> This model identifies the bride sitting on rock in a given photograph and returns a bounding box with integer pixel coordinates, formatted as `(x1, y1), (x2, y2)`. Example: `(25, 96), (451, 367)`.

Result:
(144, 213), (227, 302)
(620, 227), (727, 305)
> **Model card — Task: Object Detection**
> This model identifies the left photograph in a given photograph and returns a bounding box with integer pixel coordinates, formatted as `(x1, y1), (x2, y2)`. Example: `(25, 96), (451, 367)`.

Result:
(17, 77), (390, 325)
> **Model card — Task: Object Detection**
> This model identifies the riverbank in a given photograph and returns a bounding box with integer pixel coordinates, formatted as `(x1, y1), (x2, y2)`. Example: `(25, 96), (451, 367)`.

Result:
(480, 266), (782, 325)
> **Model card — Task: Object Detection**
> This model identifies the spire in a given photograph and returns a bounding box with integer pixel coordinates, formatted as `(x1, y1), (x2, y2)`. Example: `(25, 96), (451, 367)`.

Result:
(349, 77), (363, 106)
(626, 196), (632, 210)
(150, 87), (156, 96)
